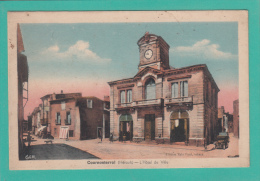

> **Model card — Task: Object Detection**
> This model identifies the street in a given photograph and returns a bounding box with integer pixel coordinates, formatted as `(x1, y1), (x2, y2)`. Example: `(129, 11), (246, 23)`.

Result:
(22, 133), (239, 160)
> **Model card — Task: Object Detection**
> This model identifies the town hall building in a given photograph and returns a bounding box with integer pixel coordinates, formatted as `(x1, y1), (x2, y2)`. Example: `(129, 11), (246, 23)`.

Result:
(108, 32), (219, 146)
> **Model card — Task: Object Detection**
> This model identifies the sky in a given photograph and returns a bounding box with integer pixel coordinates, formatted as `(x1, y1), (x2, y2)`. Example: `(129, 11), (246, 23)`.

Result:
(20, 22), (238, 118)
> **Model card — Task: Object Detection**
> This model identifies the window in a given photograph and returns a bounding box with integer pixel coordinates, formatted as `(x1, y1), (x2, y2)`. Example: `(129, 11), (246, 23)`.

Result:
(65, 111), (71, 125)
(61, 101), (66, 110)
(180, 81), (188, 97)
(120, 90), (125, 103)
(87, 99), (93, 108)
(56, 112), (61, 124)
(171, 82), (178, 98)
(145, 78), (156, 100)
(127, 90), (132, 103)
(69, 130), (74, 137)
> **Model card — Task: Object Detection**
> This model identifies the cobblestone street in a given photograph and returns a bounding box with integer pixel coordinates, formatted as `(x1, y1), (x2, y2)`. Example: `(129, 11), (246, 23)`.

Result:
(24, 133), (239, 160)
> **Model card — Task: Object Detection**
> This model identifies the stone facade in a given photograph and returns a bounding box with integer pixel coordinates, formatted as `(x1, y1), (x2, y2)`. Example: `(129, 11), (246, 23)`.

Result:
(108, 33), (219, 146)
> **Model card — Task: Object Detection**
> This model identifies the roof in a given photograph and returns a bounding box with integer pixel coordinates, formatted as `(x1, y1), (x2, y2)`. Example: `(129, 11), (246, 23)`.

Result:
(77, 96), (103, 102)
(49, 97), (76, 103)
(40, 94), (52, 100)
(104, 96), (110, 102)
(137, 32), (170, 48)
(40, 92), (82, 100)
(108, 63), (219, 92)
(17, 24), (24, 53)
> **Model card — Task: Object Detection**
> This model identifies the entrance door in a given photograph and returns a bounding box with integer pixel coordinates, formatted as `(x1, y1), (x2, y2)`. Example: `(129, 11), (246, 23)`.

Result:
(119, 121), (133, 141)
(175, 119), (185, 142)
(119, 114), (133, 141)
(145, 114), (155, 140)
(170, 119), (189, 142)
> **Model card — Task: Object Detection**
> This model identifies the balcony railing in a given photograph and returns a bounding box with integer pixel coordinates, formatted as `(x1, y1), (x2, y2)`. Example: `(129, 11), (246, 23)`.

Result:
(134, 98), (163, 107)
(165, 96), (193, 104)
(115, 102), (133, 109)
(115, 98), (164, 109)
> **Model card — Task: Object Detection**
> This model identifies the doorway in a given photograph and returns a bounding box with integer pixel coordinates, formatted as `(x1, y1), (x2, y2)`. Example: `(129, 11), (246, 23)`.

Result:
(144, 114), (155, 140)
(119, 114), (133, 141)
(170, 111), (189, 143)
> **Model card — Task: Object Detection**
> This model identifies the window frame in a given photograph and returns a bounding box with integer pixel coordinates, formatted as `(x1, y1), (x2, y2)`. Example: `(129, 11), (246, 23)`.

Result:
(126, 89), (132, 103)
(56, 112), (61, 125)
(65, 111), (71, 125)
(145, 78), (156, 100)
(171, 82), (179, 98)
(169, 80), (189, 98)
(87, 99), (93, 108)
(120, 90), (126, 103)
(180, 80), (188, 97)
(119, 88), (133, 104)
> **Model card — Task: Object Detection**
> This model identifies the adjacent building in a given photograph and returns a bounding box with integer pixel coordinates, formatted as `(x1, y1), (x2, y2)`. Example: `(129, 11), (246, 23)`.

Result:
(108, 32), (219, 146)
(17, 24), (29, 157)
(49, 92), (82, 139)
(31, 105), (41, 135)
(233, 99), (239, 137)
(30, 91), (110, 140)
(218, 106), (233, 133)
(76, 96), (110, 139)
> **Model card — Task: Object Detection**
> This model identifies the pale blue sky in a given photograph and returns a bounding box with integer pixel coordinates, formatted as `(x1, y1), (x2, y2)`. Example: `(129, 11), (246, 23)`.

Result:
(20, 22), (238, 86)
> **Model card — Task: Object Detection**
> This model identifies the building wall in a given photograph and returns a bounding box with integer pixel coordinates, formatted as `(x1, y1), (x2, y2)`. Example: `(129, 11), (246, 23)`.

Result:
(18, 54), (24, 157)
(50, 100), (81, 140)
(109, 33), (219, 146)
(109, 68), (219, 146)
(18, 52), (28, 158)
(78, 97), (104, 139)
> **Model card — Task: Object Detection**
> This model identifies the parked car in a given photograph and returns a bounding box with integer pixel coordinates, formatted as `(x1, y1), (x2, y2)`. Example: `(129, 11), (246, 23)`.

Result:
(214, 132), (229, 150)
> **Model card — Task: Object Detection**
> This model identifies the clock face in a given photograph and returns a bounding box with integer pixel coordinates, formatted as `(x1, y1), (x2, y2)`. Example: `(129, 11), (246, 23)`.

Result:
(144, 49), (153, 59)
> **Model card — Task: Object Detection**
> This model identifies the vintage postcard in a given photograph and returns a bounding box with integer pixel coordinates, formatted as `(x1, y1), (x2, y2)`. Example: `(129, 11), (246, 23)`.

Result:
(8, 11), (249, 170)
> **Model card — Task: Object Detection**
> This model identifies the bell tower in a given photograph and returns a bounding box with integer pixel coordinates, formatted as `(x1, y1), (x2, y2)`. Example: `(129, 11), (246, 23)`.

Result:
(137, 32), (170, 70)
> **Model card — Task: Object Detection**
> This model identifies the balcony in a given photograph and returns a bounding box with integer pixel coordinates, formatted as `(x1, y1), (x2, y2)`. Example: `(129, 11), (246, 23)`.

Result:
(115, 102), (133, 110)
(134, 98), (163, 108)
(165, 96), (193, 107)
(40, 118), (48, 125)
(115, 98), (164, 110)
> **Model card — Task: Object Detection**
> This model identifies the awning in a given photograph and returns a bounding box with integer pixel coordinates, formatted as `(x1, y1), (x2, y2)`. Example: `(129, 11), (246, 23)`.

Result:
(37, 126), (46, 132)
(119, 114), (133, 122)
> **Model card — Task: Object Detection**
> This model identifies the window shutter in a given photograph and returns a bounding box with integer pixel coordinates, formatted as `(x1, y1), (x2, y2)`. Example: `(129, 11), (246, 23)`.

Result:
(184, 81), (188, 97)
(172, 82), (178, 98)
(127, 90), (132, 102)
(121, 91), (125, 103)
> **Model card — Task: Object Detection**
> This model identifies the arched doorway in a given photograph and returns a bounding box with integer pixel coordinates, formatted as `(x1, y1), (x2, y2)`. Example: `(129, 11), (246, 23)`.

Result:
(170, 111), (189, 143)
(119, 114), (133, 141)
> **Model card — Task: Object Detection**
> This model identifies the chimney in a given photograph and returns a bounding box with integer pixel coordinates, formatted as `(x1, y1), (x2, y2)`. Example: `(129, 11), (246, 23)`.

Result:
(52, 92), (56, 100)
(61, 90), (63, 94)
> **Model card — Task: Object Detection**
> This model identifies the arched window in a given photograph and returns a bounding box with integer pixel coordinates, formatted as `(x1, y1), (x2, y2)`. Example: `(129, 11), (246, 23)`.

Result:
(145, 78), (156, 100)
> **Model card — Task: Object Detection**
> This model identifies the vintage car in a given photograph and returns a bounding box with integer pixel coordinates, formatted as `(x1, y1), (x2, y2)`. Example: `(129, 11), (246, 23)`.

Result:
(214, 132), (229, 149)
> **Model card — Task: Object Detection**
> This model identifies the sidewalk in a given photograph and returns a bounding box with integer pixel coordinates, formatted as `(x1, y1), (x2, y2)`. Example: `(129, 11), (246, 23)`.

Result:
(27, 133), (239, 159)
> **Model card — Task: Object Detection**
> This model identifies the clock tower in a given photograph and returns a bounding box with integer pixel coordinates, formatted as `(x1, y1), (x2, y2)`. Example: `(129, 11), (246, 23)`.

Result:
(137, 32), (170, 70)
